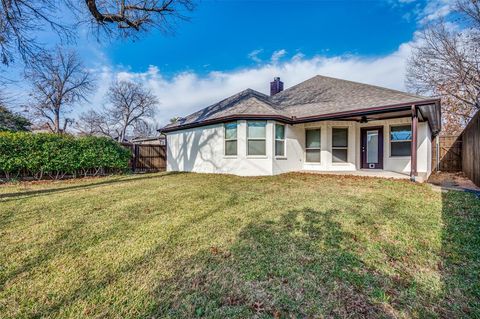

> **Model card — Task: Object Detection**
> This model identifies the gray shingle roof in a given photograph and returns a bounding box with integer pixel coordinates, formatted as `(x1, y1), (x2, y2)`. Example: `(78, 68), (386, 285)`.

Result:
(162, 75), (437, 132)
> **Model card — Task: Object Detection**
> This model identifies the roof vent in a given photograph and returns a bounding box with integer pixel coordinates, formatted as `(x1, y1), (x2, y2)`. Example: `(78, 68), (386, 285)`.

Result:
(270, 77), (284, 96)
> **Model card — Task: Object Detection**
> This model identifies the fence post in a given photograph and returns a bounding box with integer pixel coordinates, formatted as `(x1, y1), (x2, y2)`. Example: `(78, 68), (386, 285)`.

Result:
(436, 135), (440, 172)
(132, 144), (138, 173)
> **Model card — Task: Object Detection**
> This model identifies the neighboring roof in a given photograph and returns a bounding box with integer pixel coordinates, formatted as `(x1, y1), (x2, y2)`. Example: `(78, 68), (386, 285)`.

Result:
(161, 75), (441, 133)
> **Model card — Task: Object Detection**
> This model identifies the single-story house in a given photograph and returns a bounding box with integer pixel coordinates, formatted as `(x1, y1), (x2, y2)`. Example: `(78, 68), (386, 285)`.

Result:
(160, 75), (441, 181)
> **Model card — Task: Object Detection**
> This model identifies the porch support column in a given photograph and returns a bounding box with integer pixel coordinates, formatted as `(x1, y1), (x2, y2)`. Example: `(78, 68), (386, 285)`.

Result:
(410, 104), (418, 181)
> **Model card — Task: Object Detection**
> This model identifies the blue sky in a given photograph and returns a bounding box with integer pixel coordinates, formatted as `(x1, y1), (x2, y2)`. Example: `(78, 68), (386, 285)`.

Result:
(7, 0), (455, 125)
(103, 0), (421, 76)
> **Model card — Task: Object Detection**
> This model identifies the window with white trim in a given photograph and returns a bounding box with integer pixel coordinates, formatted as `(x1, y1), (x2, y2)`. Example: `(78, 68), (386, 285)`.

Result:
(332, 128), (348, 163)
(275, 124), (286, 157)
(305, 129), (321, 162)
(247, 120), (267, 156)
(224, 122), (237, 156)
(390, 125), (412, 156)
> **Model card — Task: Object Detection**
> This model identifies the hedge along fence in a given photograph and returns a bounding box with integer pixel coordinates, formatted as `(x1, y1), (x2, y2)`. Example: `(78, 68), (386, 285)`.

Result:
(0, 132), (131, 181)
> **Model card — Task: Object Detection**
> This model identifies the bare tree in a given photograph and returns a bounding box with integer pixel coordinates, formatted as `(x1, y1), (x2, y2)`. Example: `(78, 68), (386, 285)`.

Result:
(0, 0), (194, 66)
(406, 0), (480, 134)
(84, 0), (194, 36)
(132, 120), (159, 137)
(25, 47), (95, 133)
(75, 109), (112, 136)
(77, 80), (158, 140)
(0, 0), (73, 66)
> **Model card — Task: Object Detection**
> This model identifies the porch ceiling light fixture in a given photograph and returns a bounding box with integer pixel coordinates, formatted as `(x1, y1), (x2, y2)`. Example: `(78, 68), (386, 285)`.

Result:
(360, 116), (368, 123)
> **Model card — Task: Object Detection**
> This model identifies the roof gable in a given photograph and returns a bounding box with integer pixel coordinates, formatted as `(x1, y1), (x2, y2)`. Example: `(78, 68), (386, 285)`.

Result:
(163, 88), (282, 129)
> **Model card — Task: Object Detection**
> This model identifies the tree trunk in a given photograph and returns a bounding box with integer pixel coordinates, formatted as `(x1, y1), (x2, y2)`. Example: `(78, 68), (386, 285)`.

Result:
(54, 108), (60, 134)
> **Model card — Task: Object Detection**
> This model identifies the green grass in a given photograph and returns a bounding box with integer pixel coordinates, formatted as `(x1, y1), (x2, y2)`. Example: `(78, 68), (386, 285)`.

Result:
(0, 172), (479, 318)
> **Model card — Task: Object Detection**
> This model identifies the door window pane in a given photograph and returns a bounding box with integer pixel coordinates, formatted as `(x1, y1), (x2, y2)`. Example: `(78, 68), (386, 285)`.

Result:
(366, 130), (379, 163)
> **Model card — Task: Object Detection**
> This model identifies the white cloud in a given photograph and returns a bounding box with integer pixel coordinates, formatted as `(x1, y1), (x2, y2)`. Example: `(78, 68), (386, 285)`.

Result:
(420, 0), (453, 23)
(390, 0), (455, 24)
(248, 49), (263, 63)
(271, 49), (287, 63)
(89, 41), (415, 127)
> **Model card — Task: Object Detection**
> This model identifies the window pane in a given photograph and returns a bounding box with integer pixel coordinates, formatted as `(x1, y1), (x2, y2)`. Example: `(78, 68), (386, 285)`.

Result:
(306, 129), (321, 148)
(248, 140), (266, 155)
(275, 124), (285, 140)
(225, 140), (237, 156)
(275, 140), (285, 156)
(366, 130), (379, 163)
(248, 121), (266, 138)
(332, 149), (348, 163)
(332, 128), (348, 147)
(224, 122), (237, 139)
(391, 125), (412, 141)
(306, 149), (321, 162)
(391, 141), (411, 156)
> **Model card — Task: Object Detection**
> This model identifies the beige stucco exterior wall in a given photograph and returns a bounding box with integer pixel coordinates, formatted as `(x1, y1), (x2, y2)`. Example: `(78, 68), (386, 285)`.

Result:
(166, 117), (433, 179)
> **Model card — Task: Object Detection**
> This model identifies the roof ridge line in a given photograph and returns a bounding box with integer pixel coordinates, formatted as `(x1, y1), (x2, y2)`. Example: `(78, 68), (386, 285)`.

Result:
(312, 74), (431, 100)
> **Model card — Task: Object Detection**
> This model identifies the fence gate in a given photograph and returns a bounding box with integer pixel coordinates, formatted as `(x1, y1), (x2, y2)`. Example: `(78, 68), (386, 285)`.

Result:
(432, 135), (462, 172)
(121, 143), (167, 172)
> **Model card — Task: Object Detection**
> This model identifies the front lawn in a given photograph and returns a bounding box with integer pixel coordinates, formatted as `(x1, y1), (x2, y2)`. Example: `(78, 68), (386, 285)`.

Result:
(0, 173), (479, 318)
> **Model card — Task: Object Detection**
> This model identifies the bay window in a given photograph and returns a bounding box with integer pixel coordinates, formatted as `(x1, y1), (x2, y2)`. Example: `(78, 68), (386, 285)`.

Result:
(275, 124), (286, 157)
(224, 122), (237, 156)
(305, 129), (321, 162)
(247, 120), (267, 156)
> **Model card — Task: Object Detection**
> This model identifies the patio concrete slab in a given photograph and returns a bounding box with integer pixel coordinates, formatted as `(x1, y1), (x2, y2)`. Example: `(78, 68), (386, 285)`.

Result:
(428, 172), (480, 196)
(300, 169), (419, 181)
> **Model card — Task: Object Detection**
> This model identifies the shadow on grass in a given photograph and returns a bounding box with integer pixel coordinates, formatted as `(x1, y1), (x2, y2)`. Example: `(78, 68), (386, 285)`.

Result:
(0, 172), (183, 202)
(440, 191), (480, 317)
(4, 195), (225, 319)
(4, 187), (480, 318)
(145, 208), (423, 318)
(146, 200), (480, 318)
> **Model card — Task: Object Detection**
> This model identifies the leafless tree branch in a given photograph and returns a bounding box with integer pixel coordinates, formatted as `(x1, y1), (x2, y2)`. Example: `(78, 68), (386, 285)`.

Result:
(406, 0), (480, 134)
(25, 47), (95, 133)
(77, 80), (158, 140)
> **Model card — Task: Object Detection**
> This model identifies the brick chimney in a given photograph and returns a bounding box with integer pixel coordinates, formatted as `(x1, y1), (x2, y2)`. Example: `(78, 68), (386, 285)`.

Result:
(270, 77), (284, 96)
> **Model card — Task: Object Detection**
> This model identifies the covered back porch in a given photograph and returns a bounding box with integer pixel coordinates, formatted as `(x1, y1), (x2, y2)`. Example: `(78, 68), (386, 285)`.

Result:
(274, 103), (440, 182)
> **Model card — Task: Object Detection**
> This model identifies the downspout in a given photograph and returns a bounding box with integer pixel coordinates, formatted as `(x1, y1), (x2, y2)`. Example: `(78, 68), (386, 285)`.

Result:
(410, 104), (418, 182)
(436, 134), (440, 172)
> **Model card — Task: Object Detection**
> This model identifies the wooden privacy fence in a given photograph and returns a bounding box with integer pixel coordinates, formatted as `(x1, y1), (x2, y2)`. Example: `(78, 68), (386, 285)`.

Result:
(462, 111), (480, 186)
(432, 135), (463, 172)
(121, 143), (167, 172)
